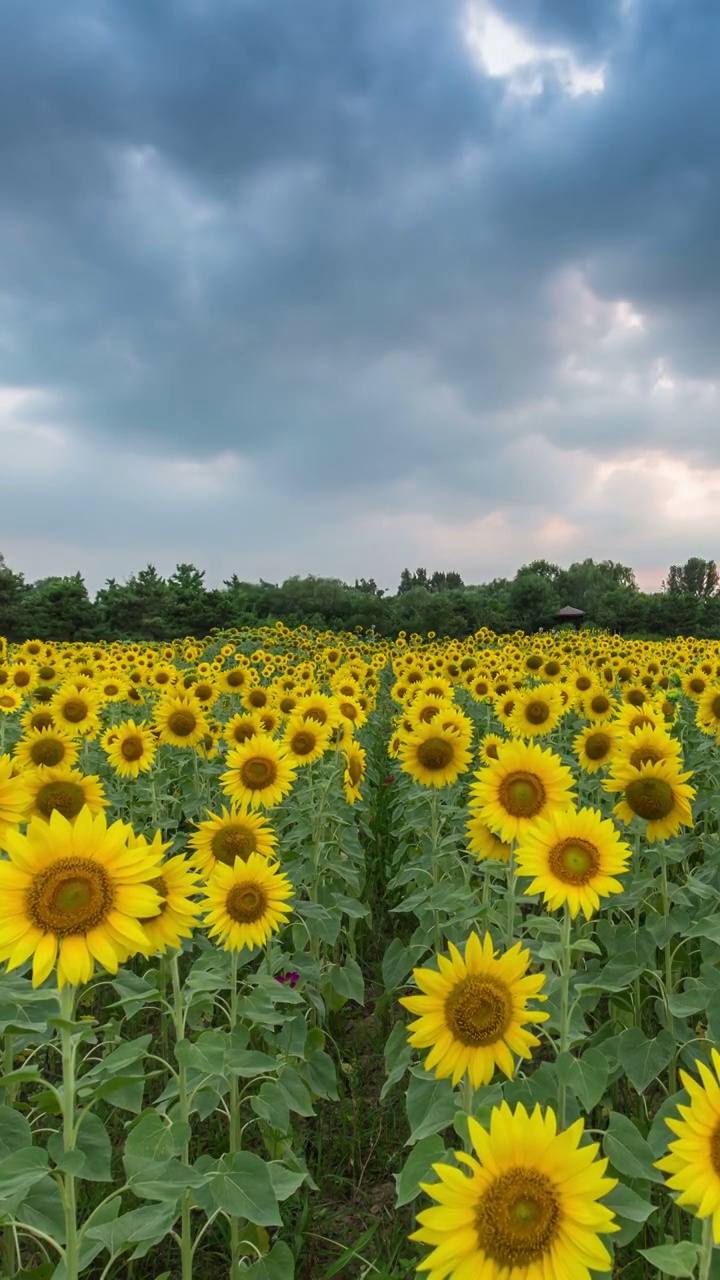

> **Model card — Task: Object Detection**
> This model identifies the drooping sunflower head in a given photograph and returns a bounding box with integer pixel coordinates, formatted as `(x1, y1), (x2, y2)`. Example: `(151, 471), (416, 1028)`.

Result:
(515, 804), (632, 919)
(469, 739), (575, 844)
(134, 848), (201, 957)
(0, 755), (33, 843)
(200, 852), (294, 953)
(400, 933), (548, 1088)
(696, 686), (720, 734)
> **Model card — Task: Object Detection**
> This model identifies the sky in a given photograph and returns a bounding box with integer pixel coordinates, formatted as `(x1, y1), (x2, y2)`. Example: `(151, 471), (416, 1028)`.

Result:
(1, 0), (720, 596)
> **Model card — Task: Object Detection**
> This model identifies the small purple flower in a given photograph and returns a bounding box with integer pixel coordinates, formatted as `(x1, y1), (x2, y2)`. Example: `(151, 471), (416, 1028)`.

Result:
(275, 970), (300, 989)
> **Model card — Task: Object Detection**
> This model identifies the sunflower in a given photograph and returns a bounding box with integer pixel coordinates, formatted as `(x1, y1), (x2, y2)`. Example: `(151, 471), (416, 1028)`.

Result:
(24, 766), (108, 824)
(343, 743), (366, 805)
(573, 722), (620, 774)
(14, 726), (80, 772)
(282, 715), (332, 767)
(614, 701), (665, 734)
(478, 733), (506, 764)
(580, 687), (617, 723)
(696, 686), (720, 735)
(154, 694), (208, 749)
(135, 844), (201, 956)
(514, 805), (631, 919)
(201, 853), (293, 952)
(509, 684), (564, 739)
(50, 684), (102, 738)
(104, 719), (158, 778)
(0, 756), (32, 847)
(0, 690), (24, 715)
(189, 805), (278, 875)
(400, 933), (548, 1088)
(407, 694), (454, 731)
(295, 693), (341, 729)
(21, 706), (55, 735)
(0, 807), (164, 988)
(656, 1047), (720, 1240)
(399, 722), (471, 789)
(224, 711), (262, 748)
(8, 663), (37, 694)
(219, 667), (249, 694)
(469, 740), (575, 844)
(681, 669), (709, 700)
(465, 814), (512, 863)
(412, 1102), (617, 1280)
(603, 758), (695, 842)
(615, 723), (682, 771)
(220, 734), (297, 809)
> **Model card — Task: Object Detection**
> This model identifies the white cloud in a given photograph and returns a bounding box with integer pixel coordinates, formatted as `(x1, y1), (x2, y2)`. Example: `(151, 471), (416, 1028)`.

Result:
(463, 2), (606, 97)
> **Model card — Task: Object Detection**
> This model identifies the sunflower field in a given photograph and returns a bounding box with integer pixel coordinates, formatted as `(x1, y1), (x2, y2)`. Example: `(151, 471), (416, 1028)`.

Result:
(1, 626), (720, 1279)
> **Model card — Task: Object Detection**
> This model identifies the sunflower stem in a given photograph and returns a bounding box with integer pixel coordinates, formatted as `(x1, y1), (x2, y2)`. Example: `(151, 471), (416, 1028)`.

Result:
(429, 790), (443, 951)
(229, 949), (242, 1280)
(59, 984), (79, 1280)
(557, 906), (572, 1130)
(461, 1075), (475, 1151)
(699, 1215), (714, 1280)
(505, 845), (516, 950)
(170, 956), (193, 1280)
(1, 1031), (18, 1276)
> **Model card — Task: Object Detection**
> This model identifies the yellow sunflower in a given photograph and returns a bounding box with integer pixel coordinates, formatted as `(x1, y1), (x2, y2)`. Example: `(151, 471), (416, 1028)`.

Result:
(135, 844), (201, 956)
(103, 719), (158, 778)
(201, 853), (293, 952)
(573, 722), (620, 774)
(220, 734), (297, 809)
(469, 740), (575, 844)
(295, 692), (341, 729)
(399, 722), (471, 789)
(509, 684), (564, 739)
(154, 694), (208, 749)
(656, 1047), (720, 1240)
(0, 756), (32, 848)
(343, 742), (366, 805)
(0, 807), (164, 988)
(223, 711), (263, 748)
(615, 723), (682, 771)
(281, 715), (332, 767)
(24, 766), (108, 823)
(50, 683), (102, 738)
(188, 806), (278, 875)
(696, 686), (720, 735)
(603, 758), (695, 842)
(478, 733), (506, 764)
(465, 814), (512, 863)
(0, 690), (23, 715)
(413, 1102), (618, 1279)
(14, 727), (80, 772)
(514, 805), (631, 919)
(580, 687), (617, 723)
(400, 933), (548, 1088)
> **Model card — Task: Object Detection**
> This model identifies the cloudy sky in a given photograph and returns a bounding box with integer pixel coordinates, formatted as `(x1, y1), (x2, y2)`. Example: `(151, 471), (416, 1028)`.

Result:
(1, 0), (719, 595)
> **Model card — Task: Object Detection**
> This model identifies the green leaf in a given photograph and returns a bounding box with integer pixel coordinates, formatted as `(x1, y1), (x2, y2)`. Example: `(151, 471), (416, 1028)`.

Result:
(251, 1081), (290, 1133)
(618, 1028), (675, 1093)
(267, 1162), (308, 1201)
(0, 1104), (32, 1156)
(566, 1049), (609, 1112)
(302, 1050), (338, 1100)
(277, 1066), (314, 1117)
(85, 1201), (179, 1259)
(175, 1030), (228, 1077)
(14, 1174), (66, 1246)
(605, 1181), (657, 1244)
(406, 1073), (456, 1145)
(0, 1147), (49, 1204)
(127, 1158), (206, 1203)
(329, 957), (365, 1005)
(242, 1240), (295, 1279)
(382, 939), (415, 990)
(395, 1135), (446, 1207)
(603, 1113), (663, 1183)
(638, 1242), (700, 1277)
(202, 1152), (282, 1226)
(48, 1112), (112, 1182)
(230, 1051), (278, 1078)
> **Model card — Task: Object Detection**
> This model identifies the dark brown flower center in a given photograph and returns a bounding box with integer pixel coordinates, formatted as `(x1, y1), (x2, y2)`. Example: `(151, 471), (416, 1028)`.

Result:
(590, 695), (611, 715)
(28, 857), (113, 935)
(62, 698), (89, 724)
(347, 755), (363, 786)
(445, 975), (513, 1047)
(121, 735), (145, 762)
(416, 737), (455, 771)
(625, 776), (674, 821)
(525, 700), (550, 726)
(226, 882), (268, 923)
(247, 689), (268, 708)
(548, 837), (600, 885)
(211, 825), (257, 864)
(476, 1168), (560, 1266)
(240, 758), (277, 790)
(30, 737), (66, 767)
(167, 710), (197, 737)
(35, 781), (86, 819)
(290, 730), (316, 757)
(584, 731), (612, 761)
(499, 771), (546, 818)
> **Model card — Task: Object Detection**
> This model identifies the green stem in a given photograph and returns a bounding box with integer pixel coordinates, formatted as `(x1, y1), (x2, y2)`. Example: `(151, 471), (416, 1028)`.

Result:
(698, 1215), (714, 1280)
(59, 985), (79, 1280)
(170, 956), (193, 1280)
(1, 1031), (17, 1274)
(505, 845), (516, 949)
(557, 906), (572, 1130)
(461, 1074), (475, 1152)
(229, 950), (241, 1280)
(430, 790), (443, 952)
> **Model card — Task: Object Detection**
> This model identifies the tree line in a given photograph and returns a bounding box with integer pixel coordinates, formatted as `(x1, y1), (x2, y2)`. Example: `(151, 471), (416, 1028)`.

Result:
(0, 553), (719, 642)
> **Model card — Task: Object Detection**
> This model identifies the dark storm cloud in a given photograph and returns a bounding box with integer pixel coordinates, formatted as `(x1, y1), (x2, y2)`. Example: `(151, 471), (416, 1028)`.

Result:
(1, 0), (720, 589)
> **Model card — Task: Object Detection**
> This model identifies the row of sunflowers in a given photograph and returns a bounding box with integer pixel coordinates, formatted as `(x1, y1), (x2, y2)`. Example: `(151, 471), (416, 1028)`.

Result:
(0, 624), (719, 1277)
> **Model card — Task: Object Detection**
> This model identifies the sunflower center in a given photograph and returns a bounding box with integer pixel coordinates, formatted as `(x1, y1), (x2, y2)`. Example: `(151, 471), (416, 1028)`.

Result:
(548, 838), (600, 885)
(0, 694), (16, 708)
(590, 695), (610, 714)
(419, 705), (440, 723)
(544, 662), (561, 677)
(499, 771), (546, 818)
(167, 710), (197, 737)
(30, 738), (66, 767)
(629, 745), (663, 769)
(247, 690), (267, 708)
(30, 711), (54, 731)
(525, 701), (550, 725)
(14, 671), (31, 687)
(33, 686), (54, 703)
(689, 678), (705, 694)
(139, 876), (168, 923)
(226, 671), (244, 687)
(575, 675), (592, 691)
(120, 735), (145, 761)
(624, 776), (674, 821)
(62, 698), (89, 724)
(28, 857), (113, 935)
(476, 1168), (560, 1267)
(35, 781), (86, 819)
(226, 882), (268, 923)
(626, 689), (646, 707)
(339, 702), (357, 720)
(416, 738), (454, 771)
(585, 731), (612, 761)
(304, 707), (327, 725)
(211, 825), (257, 864)
(710, 695), (720, 720)
(710, 1122), (720, 1177)
(240, 758), (277, 790)
(444, 975), (512, 1047)
(347, 756), (363, 786)
(290, 731), (316, 756)
(231, 722), (257, 743)
(484, 742), (499, 760)
(526, 655), (543, 670)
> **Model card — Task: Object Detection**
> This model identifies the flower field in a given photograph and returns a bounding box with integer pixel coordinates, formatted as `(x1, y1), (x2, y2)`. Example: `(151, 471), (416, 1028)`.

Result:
(1, 624), (720, 1278)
